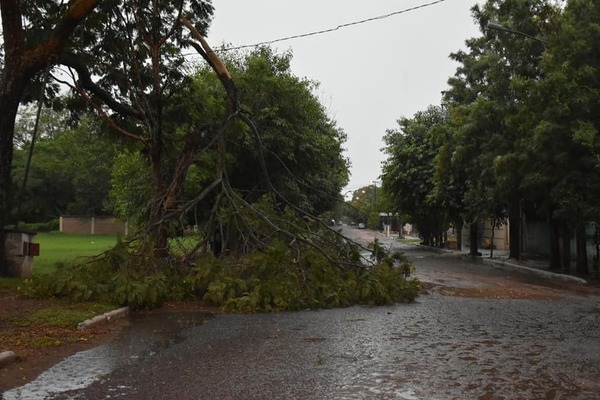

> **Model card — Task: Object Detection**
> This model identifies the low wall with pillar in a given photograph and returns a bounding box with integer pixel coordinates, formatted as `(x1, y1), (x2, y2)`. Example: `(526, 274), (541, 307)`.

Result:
(60, 216), (128, 235)
(5, 230), (37, 278)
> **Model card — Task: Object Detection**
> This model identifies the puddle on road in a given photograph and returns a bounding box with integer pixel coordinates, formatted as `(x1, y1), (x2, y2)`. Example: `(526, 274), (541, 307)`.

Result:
(323, 296), (600, 400)
(1, 312), (212, 400)
(3, 289), (598, 399)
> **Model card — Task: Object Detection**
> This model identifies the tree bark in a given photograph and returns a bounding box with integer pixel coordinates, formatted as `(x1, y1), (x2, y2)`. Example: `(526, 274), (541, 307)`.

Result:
(0, 94), (22, 276)
(490, 222), (495, 258)
(508, 200), (521, 260)
(456, 222), (463, 251)
(146, 140), (169, 257)
(576, 225), (588, 275)
(0, 0), (27, 276)
(594, 225), (600, 280)
(561, 223), (571, 273)
(469, 222), (479, 256)
(549, 218), (561, 270)
(146, 131), (205, 257)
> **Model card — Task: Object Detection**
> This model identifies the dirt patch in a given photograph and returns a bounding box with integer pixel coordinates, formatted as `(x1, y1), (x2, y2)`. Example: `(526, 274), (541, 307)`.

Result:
(0, 293), (127, 392)
(0, 295), (218, 393)
(418, 269), (600, 300)
(420, 279), (567, 300)
(434, 285), (565, 300)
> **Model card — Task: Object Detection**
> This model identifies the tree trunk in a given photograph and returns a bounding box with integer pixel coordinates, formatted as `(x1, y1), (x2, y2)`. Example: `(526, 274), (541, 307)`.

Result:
(594, 225), (600, 280)
(561, 223), (571, 273)
(456, 222), (463, 251)
(549, 218), (561, 270)
(508, 201), (521, 260)
(443, 228), (448, 248)
(576, 225), (588, 275)
(147, 196), (169, 257)
(145, 140), (169, 258)
(490, 222), (495, 258)
(0, 85), (26, 275)
(469, 222), (479, 256)
(147, 133), (204, 258)
(0, 0), (101, 274)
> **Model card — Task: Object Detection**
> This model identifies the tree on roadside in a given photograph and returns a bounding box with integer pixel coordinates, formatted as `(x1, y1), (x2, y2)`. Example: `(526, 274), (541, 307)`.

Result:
(226, 48), (349, 216)
(430, 104), (468, 250)
(0, 0), (102, 275)
(52, 1), (217, 256)
(183, 48), (349, 219)
(104, 47), (349, 242)
(443, 0), (556, 259)
(529, 0), (600, 273)
(1, 2), (423, 311)
(381, 105), (448, 247)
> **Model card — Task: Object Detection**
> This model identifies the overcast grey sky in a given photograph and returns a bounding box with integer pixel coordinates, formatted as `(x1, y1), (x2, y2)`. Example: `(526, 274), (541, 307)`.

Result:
(207, 0), (481, 195)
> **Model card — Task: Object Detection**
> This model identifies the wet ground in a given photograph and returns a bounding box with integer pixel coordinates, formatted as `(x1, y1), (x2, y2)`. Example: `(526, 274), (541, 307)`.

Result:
(3, 228), (600, 400)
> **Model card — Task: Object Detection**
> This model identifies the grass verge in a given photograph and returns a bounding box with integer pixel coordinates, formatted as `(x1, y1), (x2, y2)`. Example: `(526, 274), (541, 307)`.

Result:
(1, 232), (122, 386)
(34, 232), (119, 275)
(398, 237), (421, 244)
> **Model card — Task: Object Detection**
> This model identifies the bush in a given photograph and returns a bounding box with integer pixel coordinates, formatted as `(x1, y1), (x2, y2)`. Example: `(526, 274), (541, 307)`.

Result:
(28, 239), (192, 310)
(186, 239), (419, 312)
(30, 236), (419, 312)
(16, 219), (60, 232)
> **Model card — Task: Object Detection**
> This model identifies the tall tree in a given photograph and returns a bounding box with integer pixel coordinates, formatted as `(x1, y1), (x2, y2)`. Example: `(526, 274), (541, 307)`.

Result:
(432, 104), (468, 250)
(106, 47), (350, 235)
(55, 0), (215, 255)
(0, 0), (101, 274)
(444, 0), (557, 259)
(381, 105), (448, 247)
(228, 48), (349, 216)
(530, 0), (600, 273)
(349, 184), (379, 228)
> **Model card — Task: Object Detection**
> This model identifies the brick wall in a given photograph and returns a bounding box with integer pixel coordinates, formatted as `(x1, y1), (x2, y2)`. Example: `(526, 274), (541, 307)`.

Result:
(94, 217), (128, 235)
(61, 216), (90, 234)
(60, 216), (128, 235)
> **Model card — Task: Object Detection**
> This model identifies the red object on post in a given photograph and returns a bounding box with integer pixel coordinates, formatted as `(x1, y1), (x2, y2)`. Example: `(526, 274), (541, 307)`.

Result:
(22, 242), (40, 257)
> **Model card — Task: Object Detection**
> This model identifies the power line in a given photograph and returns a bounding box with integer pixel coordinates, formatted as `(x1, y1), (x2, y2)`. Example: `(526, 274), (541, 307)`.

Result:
(219, 0), (449, 52)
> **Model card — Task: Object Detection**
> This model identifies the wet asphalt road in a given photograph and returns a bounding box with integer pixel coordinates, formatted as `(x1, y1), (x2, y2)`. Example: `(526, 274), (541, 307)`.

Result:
(3, 229), (600, 400)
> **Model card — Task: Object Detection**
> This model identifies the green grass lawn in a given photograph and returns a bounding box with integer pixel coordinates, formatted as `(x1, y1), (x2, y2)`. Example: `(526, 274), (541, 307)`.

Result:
(31, 233), (202, 276)
(398, 237), (421, 244)
(34, 232), (119, 276)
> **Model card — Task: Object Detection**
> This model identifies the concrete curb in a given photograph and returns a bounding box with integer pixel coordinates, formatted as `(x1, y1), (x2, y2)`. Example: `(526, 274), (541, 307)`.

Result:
(0, 351), (17, 367)
(482, 258), (588, 284)
(77, 306), (130, 330)
(1, 307), (130, 369)
(395, 241), (589, 285)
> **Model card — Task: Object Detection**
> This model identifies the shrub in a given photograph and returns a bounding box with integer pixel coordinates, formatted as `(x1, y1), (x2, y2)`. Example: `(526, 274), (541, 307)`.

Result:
(28, 239), (193, 309)
(16, 219), (60, 232)
(186, 239), (419, 312)
(31, 236), (419, 312)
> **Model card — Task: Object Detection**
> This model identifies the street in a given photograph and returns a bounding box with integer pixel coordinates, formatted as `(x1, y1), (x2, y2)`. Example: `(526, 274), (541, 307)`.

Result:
(3, 228), (600, 400)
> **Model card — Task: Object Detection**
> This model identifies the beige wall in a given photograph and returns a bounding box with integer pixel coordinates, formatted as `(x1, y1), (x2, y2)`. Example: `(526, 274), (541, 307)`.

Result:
(461, 220), (509, 251)
(60, 216), (128, 235)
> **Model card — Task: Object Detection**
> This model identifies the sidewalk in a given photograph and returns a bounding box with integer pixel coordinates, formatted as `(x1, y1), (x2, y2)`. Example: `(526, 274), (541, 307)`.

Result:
(376, 232), (590, 285)
(476, 250), (588, 284)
